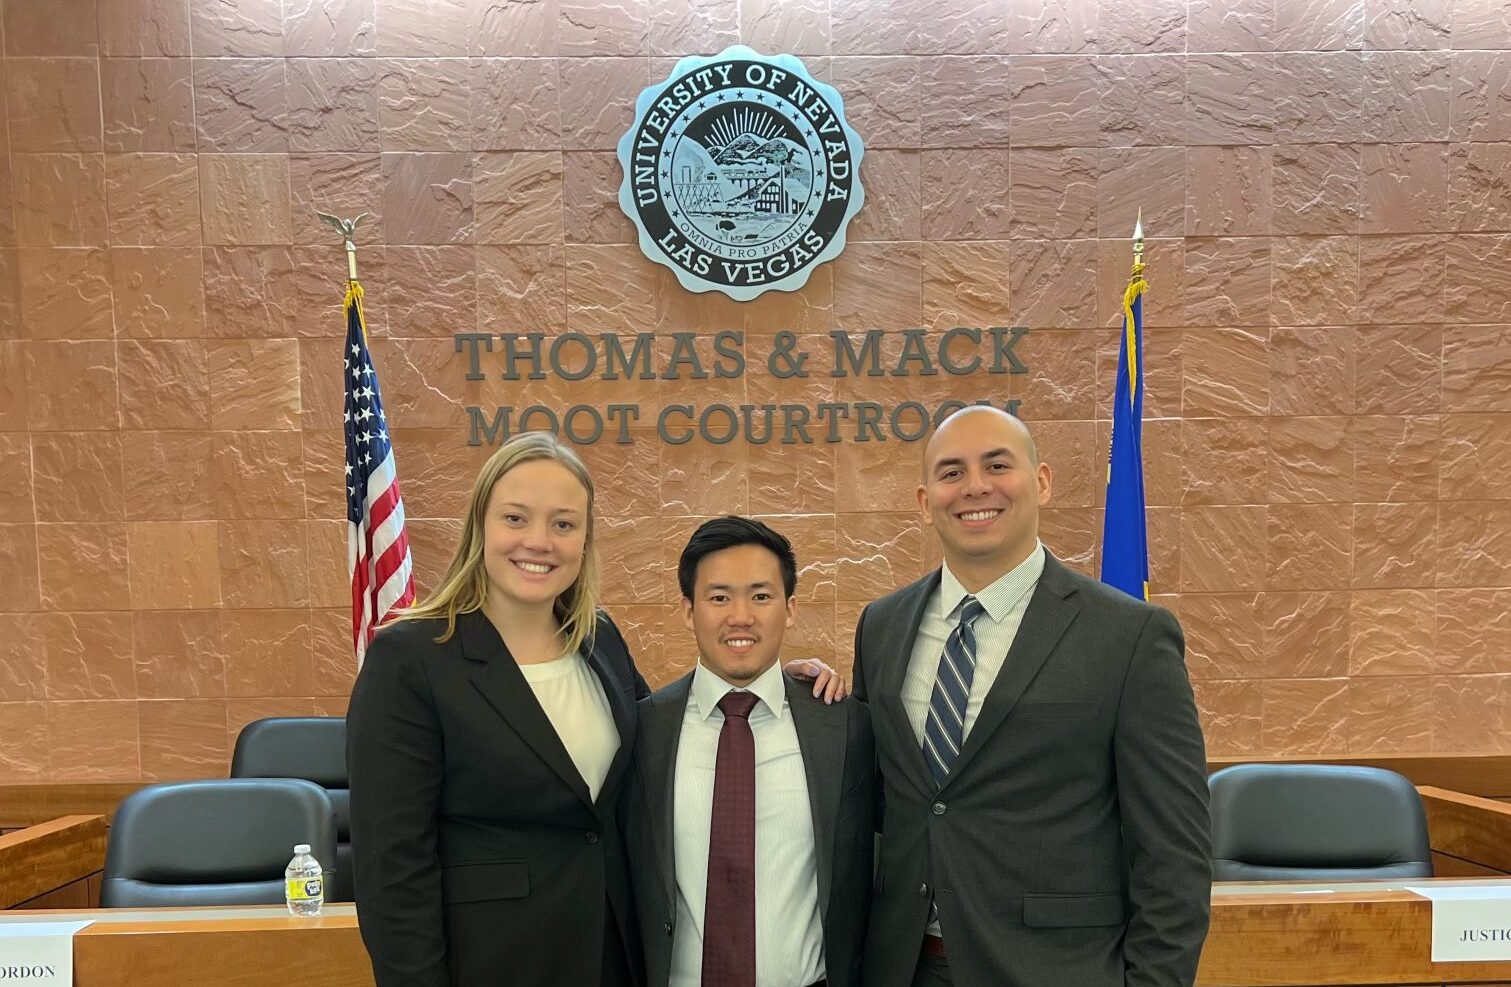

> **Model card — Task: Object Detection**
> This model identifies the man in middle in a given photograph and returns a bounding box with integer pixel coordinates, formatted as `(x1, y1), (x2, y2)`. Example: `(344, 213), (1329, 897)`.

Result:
(624, 515), (875, 987)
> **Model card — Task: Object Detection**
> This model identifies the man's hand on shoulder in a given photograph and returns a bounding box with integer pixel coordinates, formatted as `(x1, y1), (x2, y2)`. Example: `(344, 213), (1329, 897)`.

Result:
(783, 658), (849, 704)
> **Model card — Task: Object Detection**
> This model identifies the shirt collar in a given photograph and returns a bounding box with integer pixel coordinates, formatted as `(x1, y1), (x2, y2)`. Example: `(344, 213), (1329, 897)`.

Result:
(689, 657), (788, 722)
(939, 540), (1047, 623)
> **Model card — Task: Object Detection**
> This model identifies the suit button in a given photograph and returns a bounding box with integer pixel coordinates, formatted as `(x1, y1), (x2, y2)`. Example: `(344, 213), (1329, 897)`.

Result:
(932, 801), (946, 815)
(918, 883), (930, 898)
(664, 922), (674, 936)
(585, 831), (599, 844)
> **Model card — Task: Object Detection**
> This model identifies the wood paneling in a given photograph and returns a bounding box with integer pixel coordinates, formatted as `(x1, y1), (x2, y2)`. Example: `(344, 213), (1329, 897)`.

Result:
(1200, 888), (1511, 985)
(1208, 755), (1511, 799)
(1421, 786), (1511, 875)
(2, 757), (1508, 830)
(74, 917), (375, 987)
(1431, 851), (1508, 878)
(29, 887), (1511, 986)
(0, 814), (107, 909)
(0, 783), (145, 828)
(16, 875), (94, 909)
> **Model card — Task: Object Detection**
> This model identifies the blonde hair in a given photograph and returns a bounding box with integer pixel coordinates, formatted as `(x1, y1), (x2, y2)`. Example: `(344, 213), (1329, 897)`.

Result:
(401, 431), (601, 655)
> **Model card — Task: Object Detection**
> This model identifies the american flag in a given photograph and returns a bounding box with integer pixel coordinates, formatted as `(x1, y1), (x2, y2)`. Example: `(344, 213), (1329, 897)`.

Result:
(344, 280), (415, 663)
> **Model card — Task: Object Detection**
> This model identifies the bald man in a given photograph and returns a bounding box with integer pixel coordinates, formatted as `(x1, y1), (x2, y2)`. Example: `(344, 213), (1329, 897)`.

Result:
(852, 408), (1210, 987)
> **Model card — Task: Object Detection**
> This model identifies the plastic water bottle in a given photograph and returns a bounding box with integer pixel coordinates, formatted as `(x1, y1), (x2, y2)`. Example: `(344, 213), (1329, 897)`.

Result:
(285, 844), (324, 916)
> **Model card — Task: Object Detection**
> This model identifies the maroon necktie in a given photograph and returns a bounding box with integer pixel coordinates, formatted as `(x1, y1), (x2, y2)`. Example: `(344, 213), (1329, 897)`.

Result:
(702, 690), (760, 987)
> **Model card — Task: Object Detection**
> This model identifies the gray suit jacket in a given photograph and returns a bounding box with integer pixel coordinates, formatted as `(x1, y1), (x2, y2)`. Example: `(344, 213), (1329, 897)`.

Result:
(854, 554), (1211, 987)
(622, 671), (874, 987)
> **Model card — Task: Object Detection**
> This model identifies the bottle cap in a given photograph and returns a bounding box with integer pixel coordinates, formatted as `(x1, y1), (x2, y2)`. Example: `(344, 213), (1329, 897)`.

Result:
(294, 844), (311, 854)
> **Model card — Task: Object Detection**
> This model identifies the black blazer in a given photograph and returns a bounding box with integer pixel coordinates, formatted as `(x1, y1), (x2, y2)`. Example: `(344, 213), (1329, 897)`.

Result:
(622, 672), (874, 987)
(854, 555), (1211, 987)
(347, 609), (650, 987)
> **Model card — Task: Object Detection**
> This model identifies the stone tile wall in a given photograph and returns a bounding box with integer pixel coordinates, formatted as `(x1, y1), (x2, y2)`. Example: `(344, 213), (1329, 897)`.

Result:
(0, 0), (1508, 781)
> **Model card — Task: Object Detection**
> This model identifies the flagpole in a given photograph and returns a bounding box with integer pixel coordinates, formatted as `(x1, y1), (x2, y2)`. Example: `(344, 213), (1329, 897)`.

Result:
(319, 210), (368, 282)
(321, 211), (371, 347)
(1120, 210), (1148, 410)
(1100, 209), (1151, 601)
(323, 209), (415, 663)
(1127, 208), (1145, 363)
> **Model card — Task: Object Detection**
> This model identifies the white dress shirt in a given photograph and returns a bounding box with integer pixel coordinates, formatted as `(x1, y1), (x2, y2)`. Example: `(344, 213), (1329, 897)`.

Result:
(517, 650), (620, 802)
(901, 542), (1047, 936)
(670, 660), (825, 987)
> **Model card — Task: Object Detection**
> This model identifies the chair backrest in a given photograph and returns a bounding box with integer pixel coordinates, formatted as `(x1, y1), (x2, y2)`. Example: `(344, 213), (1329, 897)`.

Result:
(1209, 763), (1433, 882)
(230, 716), (352, 901)
(101, 778), (337, 907)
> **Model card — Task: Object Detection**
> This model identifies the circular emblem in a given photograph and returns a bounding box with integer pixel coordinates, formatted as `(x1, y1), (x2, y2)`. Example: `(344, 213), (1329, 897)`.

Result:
(618, 47), (866, 301)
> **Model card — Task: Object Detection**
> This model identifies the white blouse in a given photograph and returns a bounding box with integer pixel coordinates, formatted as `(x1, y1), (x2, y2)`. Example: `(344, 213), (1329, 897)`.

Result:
(517, 650), (621, 802)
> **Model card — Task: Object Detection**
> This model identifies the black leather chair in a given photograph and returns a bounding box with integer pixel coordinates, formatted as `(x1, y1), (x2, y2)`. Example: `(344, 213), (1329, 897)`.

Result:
(101, 778), (337, 907)
(1209, 763), (1433, 881)
(231, 716), (353, 901)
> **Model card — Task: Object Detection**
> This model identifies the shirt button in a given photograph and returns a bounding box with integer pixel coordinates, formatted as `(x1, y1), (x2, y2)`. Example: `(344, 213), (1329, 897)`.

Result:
(932, 801), (946, 816)
(918, 883), (930, 898)
(586, 831), (599, 844)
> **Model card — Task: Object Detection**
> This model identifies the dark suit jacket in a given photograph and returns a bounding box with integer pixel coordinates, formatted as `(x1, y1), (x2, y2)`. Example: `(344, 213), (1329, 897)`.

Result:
(854, 554), (1211, 987)
(623, 670), (874, 987)
(347, 609), (650, 987)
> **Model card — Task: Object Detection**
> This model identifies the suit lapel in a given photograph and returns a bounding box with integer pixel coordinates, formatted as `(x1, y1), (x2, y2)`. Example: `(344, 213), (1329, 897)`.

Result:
(785, 675), (845, 923)
(876, 573), (940, 795)
(584, 634), (636, 819)
(462, 611), (593, 812)
(941, 555), (1081, 793)
(638, 673), (692, 920)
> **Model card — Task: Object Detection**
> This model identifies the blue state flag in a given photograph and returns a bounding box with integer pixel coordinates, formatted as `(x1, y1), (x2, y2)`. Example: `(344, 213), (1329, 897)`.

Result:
(1100, 257), (1149, 601)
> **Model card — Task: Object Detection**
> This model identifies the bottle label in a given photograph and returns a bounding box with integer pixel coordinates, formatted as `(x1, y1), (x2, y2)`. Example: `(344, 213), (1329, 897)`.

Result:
(287, 877), (323, 901)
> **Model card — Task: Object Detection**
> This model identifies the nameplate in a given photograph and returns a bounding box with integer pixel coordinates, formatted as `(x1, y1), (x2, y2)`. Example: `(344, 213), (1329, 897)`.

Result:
(0, 921), (93, 984)
(1408, 885), (1511, 961)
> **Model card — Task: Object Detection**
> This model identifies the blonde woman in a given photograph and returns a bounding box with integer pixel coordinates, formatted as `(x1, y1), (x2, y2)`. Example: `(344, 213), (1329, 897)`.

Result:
(348, 432), (842, 987)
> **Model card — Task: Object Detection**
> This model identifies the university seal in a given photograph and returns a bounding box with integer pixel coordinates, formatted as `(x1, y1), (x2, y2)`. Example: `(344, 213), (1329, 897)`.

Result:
(617, 46), (866, 301)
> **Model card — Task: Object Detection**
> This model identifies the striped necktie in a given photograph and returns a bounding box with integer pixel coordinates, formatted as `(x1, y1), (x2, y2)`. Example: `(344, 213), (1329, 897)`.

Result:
(923, 596), (986, 787)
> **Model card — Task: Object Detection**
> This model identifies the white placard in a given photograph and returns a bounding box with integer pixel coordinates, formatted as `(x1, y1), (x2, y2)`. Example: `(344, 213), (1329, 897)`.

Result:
(1407, 885), (1511, 961)
(0, 920), (93, 985)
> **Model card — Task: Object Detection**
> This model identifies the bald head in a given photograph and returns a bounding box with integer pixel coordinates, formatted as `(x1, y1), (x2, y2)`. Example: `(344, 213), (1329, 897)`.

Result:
(922, 406), (1038, 481)
(915, 406), (1052, 590)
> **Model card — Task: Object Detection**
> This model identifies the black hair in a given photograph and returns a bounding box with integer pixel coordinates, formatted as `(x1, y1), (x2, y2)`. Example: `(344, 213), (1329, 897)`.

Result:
(677, 516), (798, 601)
